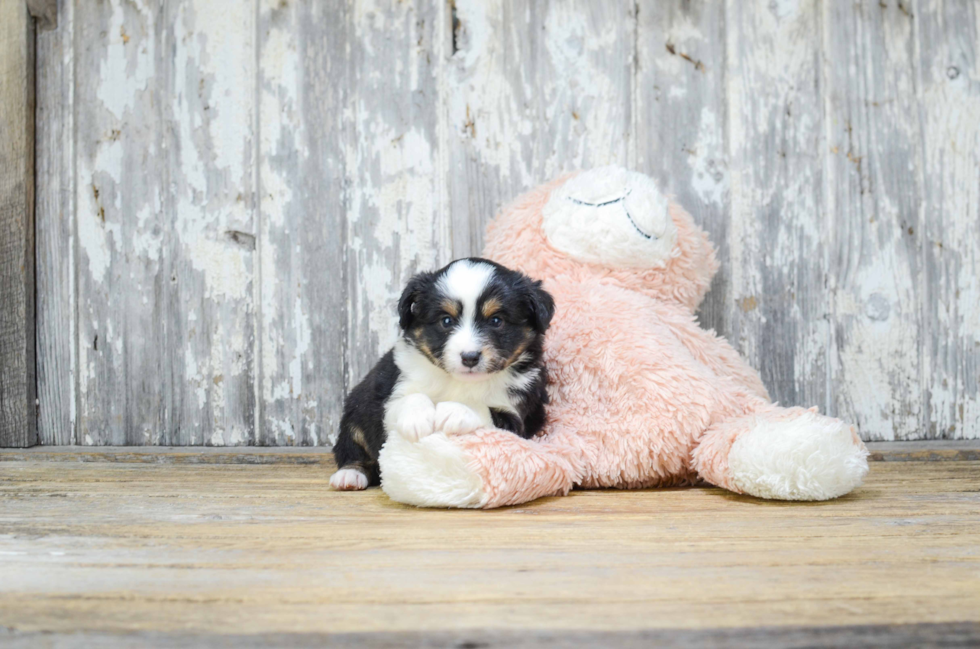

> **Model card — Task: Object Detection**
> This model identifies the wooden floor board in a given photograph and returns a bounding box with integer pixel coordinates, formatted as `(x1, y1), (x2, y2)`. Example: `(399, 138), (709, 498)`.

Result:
(0, 457), (978, 646)
(1, 439), (977, 465)
(3, 623), (980, 649)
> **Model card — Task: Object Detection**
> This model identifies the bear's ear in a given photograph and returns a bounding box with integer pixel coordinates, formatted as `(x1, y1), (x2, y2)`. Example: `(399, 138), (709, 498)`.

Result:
(524, 278), (555, 333)
(397, 272), (432, 331)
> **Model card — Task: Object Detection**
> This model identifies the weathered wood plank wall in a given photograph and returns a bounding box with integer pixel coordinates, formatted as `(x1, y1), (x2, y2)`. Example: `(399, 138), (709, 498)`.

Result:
(34, 0), (979, 445)
(1, 0), (37, 447)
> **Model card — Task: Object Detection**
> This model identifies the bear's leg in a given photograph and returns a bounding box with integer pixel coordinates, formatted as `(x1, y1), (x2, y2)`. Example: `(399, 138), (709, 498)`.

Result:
(379, 427), (576, 509)
(692, 407), (869, 501)
(378, 429), (487, 508)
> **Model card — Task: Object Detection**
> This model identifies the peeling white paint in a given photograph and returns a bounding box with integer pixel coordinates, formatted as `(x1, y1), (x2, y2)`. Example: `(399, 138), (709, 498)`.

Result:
(451, 0), (490, 70)
(346, 0), (449, 394)
(289, 296), (310, 399)
(918, 45), (980, 438)
(258, 0), (301, 420)
(96, 0), (154, 120)
(188, 0), (254, 184)
(189, 237), (251, 301)
(76, 188), (111, 285)
(184, 345), (206, 410)
(690, 108), (726, 207)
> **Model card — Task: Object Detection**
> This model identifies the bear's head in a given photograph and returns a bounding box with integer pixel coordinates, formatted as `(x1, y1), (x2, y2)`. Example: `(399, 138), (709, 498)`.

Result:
(483, 166), (719, 311)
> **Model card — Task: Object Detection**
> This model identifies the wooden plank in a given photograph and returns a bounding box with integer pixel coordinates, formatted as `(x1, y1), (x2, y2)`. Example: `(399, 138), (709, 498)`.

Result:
(35, 0), (74, 445)
(446, 0), (635, 257)
(73, 0), (257, 445)
(26, 0), (56, 30)
(1, 440), (977, 464)
(344, 0), (453, 389)
(0, 0), (37, 448)
(166, 0), (257, 445)
(72, 0), (168, 445)
(724, 0), (828, 410)
(865, 440), (980, 462)
(0, 445), (336, 465)
(255, 0), (347, 446)
(3, 622), (980, 649)
(916, 0), (980, 440)
(823, 1), (923, 441)
(0, 460), (978, 635)
(634, 2), (728, 334)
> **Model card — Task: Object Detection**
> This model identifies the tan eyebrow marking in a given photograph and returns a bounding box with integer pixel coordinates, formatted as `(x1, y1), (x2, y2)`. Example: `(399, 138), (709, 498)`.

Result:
(481, 297), (502, 318)
(441, 299), (460, 318)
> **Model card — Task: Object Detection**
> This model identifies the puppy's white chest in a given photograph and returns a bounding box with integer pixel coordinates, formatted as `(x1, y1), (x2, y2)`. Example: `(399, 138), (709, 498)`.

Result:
(431, 390), (494, 426)
(385, 341), (522, 432)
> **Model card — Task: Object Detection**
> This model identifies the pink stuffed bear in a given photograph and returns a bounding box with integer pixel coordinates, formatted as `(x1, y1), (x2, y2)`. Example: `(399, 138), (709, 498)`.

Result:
(378, 167), (869, 508)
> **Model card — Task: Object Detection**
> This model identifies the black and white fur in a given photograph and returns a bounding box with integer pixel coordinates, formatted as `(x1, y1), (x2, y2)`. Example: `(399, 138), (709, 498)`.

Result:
(330, 258), (555, 490)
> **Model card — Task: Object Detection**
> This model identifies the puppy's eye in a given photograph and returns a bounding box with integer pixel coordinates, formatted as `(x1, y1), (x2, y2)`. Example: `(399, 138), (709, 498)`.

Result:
(440, 316), (454, 328)
(489, 316), (503, 327)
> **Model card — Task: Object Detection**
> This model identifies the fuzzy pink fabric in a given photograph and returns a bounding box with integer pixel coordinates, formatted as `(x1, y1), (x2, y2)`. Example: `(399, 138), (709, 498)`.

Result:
(444, 174), (866, 508)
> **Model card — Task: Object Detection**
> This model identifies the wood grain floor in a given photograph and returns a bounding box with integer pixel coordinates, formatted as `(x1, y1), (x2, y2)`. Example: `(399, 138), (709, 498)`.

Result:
(1, 452), (978, 646)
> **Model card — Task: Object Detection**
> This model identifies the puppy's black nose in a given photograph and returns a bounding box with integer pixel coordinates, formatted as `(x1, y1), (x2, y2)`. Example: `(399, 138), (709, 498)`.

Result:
(460, 351), (482, 368)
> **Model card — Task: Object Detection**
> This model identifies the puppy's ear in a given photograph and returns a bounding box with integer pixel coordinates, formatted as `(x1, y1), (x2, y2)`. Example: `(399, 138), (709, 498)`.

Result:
(398, 272), (430, 330)
(524, 278), (555, 333)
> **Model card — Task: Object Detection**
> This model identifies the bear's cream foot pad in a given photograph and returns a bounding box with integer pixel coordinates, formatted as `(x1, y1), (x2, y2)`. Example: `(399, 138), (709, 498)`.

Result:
(379, 430), (487, 508)
(728, 412), (870, 501)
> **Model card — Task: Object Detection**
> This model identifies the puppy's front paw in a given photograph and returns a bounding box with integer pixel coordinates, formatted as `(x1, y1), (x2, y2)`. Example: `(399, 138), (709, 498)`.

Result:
(395, 394), (437, 442)
(330, 467), (369, 491)
(434, 401), (484, 436)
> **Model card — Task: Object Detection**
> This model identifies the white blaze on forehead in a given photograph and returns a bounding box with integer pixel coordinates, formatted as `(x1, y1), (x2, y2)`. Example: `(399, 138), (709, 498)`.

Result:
(438, 260), (495, 371)
(437, 260), (496, 314)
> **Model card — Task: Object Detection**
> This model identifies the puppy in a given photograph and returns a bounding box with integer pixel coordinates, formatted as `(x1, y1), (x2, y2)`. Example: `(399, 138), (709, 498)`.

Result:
(330, 258), (555, 490)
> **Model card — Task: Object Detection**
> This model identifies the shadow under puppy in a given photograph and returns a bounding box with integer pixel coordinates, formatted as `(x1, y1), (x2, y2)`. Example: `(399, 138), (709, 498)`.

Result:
(331, 258), (555, 490)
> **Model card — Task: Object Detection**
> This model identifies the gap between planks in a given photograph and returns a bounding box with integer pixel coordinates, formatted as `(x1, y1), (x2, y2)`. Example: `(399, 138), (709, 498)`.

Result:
(2, 623), (980, 649)
(0, 440), (978, 466)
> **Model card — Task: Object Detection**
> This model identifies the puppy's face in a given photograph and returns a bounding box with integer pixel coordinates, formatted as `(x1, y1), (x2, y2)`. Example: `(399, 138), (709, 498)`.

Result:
(398, 259), (555, 381)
